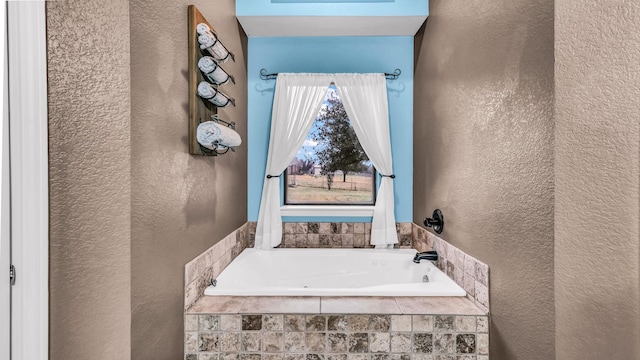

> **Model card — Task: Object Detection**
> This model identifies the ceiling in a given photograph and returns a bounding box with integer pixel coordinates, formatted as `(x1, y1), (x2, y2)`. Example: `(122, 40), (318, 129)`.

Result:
(237, 15), (427, 36)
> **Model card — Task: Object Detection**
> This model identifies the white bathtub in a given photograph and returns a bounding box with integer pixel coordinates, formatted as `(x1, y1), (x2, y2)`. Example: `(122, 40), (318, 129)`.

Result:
(204, 248), (466, 297)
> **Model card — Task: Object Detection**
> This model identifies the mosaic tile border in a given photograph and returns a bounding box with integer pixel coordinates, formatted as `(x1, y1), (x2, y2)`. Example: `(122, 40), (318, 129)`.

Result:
(185, 314), (490, 360)
(246, 222), (413, 249)
(185, 223), (249, 310)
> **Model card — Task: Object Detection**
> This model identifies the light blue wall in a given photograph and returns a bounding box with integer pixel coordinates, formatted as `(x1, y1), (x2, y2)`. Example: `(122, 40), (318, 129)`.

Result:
(237, 0), (428, 17)
(247, 36), (413, 222)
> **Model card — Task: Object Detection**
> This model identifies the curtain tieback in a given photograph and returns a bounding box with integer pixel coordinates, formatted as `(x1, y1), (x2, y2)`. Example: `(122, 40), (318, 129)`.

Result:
(266, 174), (281, 179)
(381, 174), (396, 179)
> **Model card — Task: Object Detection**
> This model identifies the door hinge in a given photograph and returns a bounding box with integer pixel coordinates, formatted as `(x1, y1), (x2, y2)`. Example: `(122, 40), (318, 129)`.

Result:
(9, 264), (15, 286)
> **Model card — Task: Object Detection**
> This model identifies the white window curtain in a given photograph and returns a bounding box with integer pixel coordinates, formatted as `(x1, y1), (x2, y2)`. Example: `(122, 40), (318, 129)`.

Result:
(255, 73), (330, 249)
(334, 73), (398, 248)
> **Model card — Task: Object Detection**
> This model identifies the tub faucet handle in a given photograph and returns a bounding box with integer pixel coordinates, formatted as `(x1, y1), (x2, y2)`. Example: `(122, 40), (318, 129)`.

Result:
(424, 209), (444, 234)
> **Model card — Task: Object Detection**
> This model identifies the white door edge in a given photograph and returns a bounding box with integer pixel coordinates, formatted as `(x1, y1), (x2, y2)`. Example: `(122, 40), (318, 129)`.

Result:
(7, 1), (49, 360)
(1, 1), (11, 358)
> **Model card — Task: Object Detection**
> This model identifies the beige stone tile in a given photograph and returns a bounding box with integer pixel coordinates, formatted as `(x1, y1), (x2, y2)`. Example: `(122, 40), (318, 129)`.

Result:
(263, 332), (284, 352)
(295, 233), (309, 248)
(327, 315), (348, 331)
(474, 282), (489, 308)
(284, 223), (296, 234)
(347, 315), (370, 331)
(308, 234), (320, 247)
(319, 223), (332, 234)
(221, 314), (242, 331)
(463, 255), (476, 276)
(329, 354), (348, 360)
(477, 333), (489, 355)
(412, 315), (434, 332)
(284, 332), (305, 352)
(390, 315), (411, 331)
(454, 268), (464, 287)
(242, 332), (262, 352)
(219, 332), (241, 352)
(327, 332), (348, 352)
(477, 316), (489, 333)
(263, 355), (284, 360)
(455, 316), (477, 332)
(453, 247), (465, 269)
(185, 259), (199, 287)
(463, 275), (475, 298)
(186, 296), (245, 314)
(395, 297), (485, 315)
(475, 261), (489, 286)
(412, 355), (433, 360)
(284, 315), (306, 331)
(347, 355), (370, 360)
(306, 315), (327, 331)
(432, 333), (454, 354)
(239, 297), (321, 314)
(369, 315), (391, 331)
(341, 222), (353, 234)
(297, 222), (308, 234)
(185, 332), (197, 352)
(369, 332), (390, 352)
(305, 332), (327, 352)
(199, 314), (220, 331)
(353, 222), (365, 234)
(241, 355), (261, 360)
(263, 314), (284, 331)
(342, 234), (354, 248)
(353, 234), (365, 248)
(348, 333), (369, 353)
(434, 315), (455, 332)
(398, 222), (412, 235)
(184, 278), (202, 310)
(185, 314), (198, 331)
(390, 332), (411, 353)
(320, 297), (402, 314)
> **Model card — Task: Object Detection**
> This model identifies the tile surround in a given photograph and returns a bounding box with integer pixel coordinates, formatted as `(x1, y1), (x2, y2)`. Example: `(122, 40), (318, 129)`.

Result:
(185, 313), (489, 359)
(185, 222), (491, 358)
(186, 222), (489, 312)
(184, 223), (249, 310)
(411, 224), (490, 313)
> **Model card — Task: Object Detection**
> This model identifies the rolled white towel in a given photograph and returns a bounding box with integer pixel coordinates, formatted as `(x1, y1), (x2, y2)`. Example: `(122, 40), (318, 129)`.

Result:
(197, 120), (242, 150)
(198, 56), (232, 85)
(196, 23), (211, 35)
(197, 81), (234, 107)
(198, 33), (215, 49)
(196, 23), (232, 63)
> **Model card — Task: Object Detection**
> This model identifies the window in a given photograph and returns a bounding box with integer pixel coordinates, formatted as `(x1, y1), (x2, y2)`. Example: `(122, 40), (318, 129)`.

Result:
(284, 86), (376, 205)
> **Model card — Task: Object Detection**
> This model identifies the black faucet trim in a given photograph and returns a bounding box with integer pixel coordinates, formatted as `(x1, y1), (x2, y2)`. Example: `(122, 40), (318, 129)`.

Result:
(413, 251), (438, 263)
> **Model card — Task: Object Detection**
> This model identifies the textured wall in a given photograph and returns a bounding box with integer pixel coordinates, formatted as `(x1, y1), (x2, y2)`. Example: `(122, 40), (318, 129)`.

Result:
(555, 0), (640, 358)
(413, 0), (554, 358)
(130, 0), (248, 358)
(47, 0), (132, 359)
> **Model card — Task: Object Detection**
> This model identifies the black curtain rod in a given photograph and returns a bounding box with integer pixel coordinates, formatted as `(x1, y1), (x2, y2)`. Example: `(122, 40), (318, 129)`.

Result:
(259, 68), (401, 81)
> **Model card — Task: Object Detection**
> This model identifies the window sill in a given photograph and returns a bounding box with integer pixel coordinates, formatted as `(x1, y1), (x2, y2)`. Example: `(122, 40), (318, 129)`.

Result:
(280, 205), (375, 217)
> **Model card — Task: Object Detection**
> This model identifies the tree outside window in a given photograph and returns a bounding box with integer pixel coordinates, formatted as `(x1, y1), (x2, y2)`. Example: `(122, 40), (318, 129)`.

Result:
(284, 86), (375, 205)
